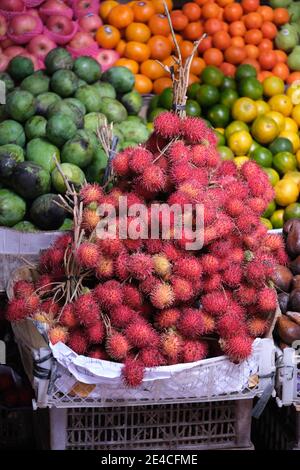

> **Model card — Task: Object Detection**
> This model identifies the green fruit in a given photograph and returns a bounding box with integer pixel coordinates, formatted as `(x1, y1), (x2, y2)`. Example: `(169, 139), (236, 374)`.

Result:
(99, 97), (128, 123)
(121, 90), (142, 115)
(251, 146), (273, 167)
(0, 144), (24, 163)
(12, 162), (51, 199)
(20, 71), (50, 96)
(7, 56), (34, 82)
(196, 85), (220, 107)
(61, 131), (94, 168)
(84, 112), (106, 133)
(127, 115), (144, 123)
(74, 85), (102, 112)
(201, 66), (224, 87)
(50, 69), (78, 97)
(0, 155), (17, 182)
(262, 200), (276, 218)
(85, 145), (108, 184)
(187, 83), (201, 100)
(47, 100), (84, 128)
(284, 202), (300, 220)
(46, 113), (77, 147)
(73, 56), (102, 84)
(148, 94), (159, 113)
(0, 73), (14, 93)
(220, 89), (238, 108)
(102, 66), (135, 93)
(269, 137), (294, 155)
(64, 98), (86, 116)
(30, 193), (66, 230)
(235, 64), (257, 81)
(220, 76), (237, 91)
(26, 138), (60, 172)
(275, 24), (298, 52)
(158, 87), (173, 109)
(263, 167), (280, 187)
(35, 92), (62, 116)
(77, 79), (87, 88)
(25, 116), (47, 140)
(118, 120), (149, 143)
(12, 221), (38, 232)
(215, 130), (225, 146)
(45, 47), (73, 75)
(5, 90), (36, 122)
(0, 105), (7, 123)
(273, 151), (297, 174)
(59, 218), (73, 231)
(0, 120), (25, 147)
(186, 99), (201, 117)
(148, 107), (165, 122)
(92, 81), (116, 99)
(238, 77), (263, 100)
(207, 104), (230, 128)
(118, 141), (136, 151)
(249, 140), (261, 154)
(0, 189), (26, 226)
(225, 120), (249, 140)
(51, 163), (85, 193)
(217, 145), (234, 161)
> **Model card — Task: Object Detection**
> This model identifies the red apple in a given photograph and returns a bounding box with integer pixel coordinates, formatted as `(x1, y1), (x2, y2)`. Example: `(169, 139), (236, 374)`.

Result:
(1, 0), (24, 13)
(0, 53), (9, 72)
(9, 14), (38, 35)
(95, 49), (119, 72)
(79, 13), (102, 35)
(26, 9), (40, 18)
(4, 44), (25, 58)
(1, 38), (13, 48)
(74, 0), (98, 17)
(68, 31), (97, 49)
(41, 0), (73, 17)
(0, 15), (8, 38)
(27, 34), (56, 59)
(46, 15), (73, 36)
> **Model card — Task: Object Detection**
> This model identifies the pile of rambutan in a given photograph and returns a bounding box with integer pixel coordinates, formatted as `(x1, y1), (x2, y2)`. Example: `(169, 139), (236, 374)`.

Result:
(6, 111), (284, 388)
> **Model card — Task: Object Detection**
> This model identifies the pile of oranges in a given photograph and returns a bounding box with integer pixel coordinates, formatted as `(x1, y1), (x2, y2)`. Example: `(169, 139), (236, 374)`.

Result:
(96, 0), (291, 95)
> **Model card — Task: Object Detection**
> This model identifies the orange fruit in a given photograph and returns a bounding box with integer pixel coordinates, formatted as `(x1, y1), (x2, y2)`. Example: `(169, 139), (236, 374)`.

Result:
(244, 29), (263, 45)
(152, 0), (173, 14)
(259, 50), (277, 71)
(148, 35), (172, 60)
(245, 44), (259, 59)
(204, 18), (223, 35)
(153, 77), (173, 94)
(167, 33), (183, 51)
(182, 2), (201, 21)
(287, 72), (300, 85)
(229, 20), (246, 37)
(231, 36), (245, 48)
(272, 63), (289, 81)
(190, 57), (206, 75)
(125, 22), (151, 43)
(108, 4), (134, 29)
(261, 21), (277, 40)
(140, 59), (165, 80)
(273, 8), (289, 26)
(115, 58), (139, 74)
(212, 31), (231, 50)
(241, 0), (259, 13)
(257, 6), (274, 22)
(124, 41), (150, 62)
(180, 40), (194, 59)
(258, 38), (273, 51)
(148, 13), (170, 36)
(203, 48), (223, 66)
(183, 21), (204, 41)
(220, 62), (236, 76)
(188, 73), (200, 85)
(224, 46), (246, 64)
(275, 50), (287, 63)
(244, 12), (263, 29)
(224, 3), (243, 22)
(99, 1), (118, 21)
(170, 10), (188, 31)
(95, 25), (120, 49)
(116, 39), (126, 55)
(202, 2), (221, 19)
(132, 1), (155, 22)
(134, 74), (153, 93)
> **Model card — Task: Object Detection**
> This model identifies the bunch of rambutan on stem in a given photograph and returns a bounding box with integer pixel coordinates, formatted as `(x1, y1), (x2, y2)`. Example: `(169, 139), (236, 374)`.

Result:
(6, 7), (285, 388)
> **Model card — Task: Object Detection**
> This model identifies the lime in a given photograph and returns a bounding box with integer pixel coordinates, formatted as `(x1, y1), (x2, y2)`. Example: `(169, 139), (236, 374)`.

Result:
(262, 199), (276, 218)
(186, 99), (201, 117)
(220, 89), (239, 109)
(187, 82), (201, 100)
(263, 167), (280, 187)
(273, 151), (297, 174)
(215, 130), (225, 146)
(251, 146), (273, 167)
(201, 66), (224, 87)
(238, 77), (263, 100)
(225, 120), (249, 140)
(217, 145), (234, 161)
(249, 140), (261, 155)
(206, 104), (230, 128)
(220, 76), (237, 91)
(270, 209), (284, 228)
(196, 84), (220, 108)
(158, 87), (173, 109)
(269, 137), (293, 155)
(235, 64), (257, 81)
(148, 107), (165, 122)
(284, 203), (300, 221)
(261, 217), (273, 229)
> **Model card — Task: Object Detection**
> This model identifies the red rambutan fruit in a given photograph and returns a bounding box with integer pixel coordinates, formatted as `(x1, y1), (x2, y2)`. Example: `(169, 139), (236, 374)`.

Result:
(216, 160), (238, 178)
(201, 254), (219, 274)
(173, 256), (202, 280)
(162, 243), (182, 261)
(263, 186), (275, 203)
(74, 293), (100, 327)
(95, 255), (114, 279)
(139, 165), (167, 193)
(138, 302), (153, 320)
(39, 247), (65, 272)
(167, 140), (190, 164)
(123, 238), (144, 254)
(126, 319), (159, 349)
(140, 275), (160, 295)
(224, 198), (244, 217)
(223, 265), (242, 288)
(202, 274), (222, 292)
(257, 287), (277, 313)
(215, 213), (234, 237)
(264, 234), (284, 252)
(181, 117), (213, 144)
(167, 191), (190, 207)
(229, 247), (244, 264)
(122, 357), (144, 387)
(177, 179), (204, 203)
(53, 233), (73, 251)
(247, 197), (267, 214)
(80, 184), (103, 205)
(6, 298), (27, 321)
(122, 285), (143, 309)
(114, 251), (129, 281)
(235, 285), (256, 306)
(210, 240), (232, 257)
(82, 209), (100, 232)
(246, 260), (267, 285)
(139, 348), (166, 367)
(161, 331), (182, 362)
(144, 239), (164, 254)
(240, 160), (261, 180)
(276, 247), (289, 265)
(112, 148), (132, 177)
(129, 147), (153, 174)
(97, 238), (124, 257)
(182, 339), (208, 363)
(155, 308), (180, 329)
(201, 291), (229, 316)
(110, 305), (137, 328)
(154, 111), (181, 139)
(247, 318), (270, 337)
(224, 181), (249, 199)
(170, 162), (193, 184)
(49, 326), (68, 345)
(106, 331), (130, 360)
(177, 308), (205, 339)
(133, 180), (157, 201)
(202, 313), (216, 334)
(35, 274), (55, 295)
(76, 242), (100, 269)
(25, 294), (40, 314)
(222, 335), (253, 362)
(153, 254), (172, 279)
(171, 276), (194, 302)
(128, 253), (154, 280)
(13, 280), (34, 299)
(94, 280), (123, 310)
(88, 346), (109, 360)
(39, 300), (60, 318)
(236, 213), (259, 235)
(68, 330), (88, 355)
(87, 320), (105, 344)
(60, 304), (78, 329)
(150, 282), (175, 309)
(192, 167), (209, 186)
(217, 313), (246, 339)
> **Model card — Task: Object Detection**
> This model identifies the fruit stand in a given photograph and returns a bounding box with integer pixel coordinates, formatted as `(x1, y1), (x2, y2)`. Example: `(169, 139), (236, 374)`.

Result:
(1, 0), (300, 452)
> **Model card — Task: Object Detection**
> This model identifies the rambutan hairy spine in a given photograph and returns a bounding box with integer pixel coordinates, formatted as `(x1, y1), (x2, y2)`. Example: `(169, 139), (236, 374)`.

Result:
(122, 357), (144, 387)
(182, 340), (208, 363)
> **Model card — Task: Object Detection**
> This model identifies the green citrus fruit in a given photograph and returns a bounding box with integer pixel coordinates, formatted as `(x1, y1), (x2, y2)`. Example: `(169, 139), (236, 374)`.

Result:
(284, 202), (300, 221)
(201, 65), (224, 87)
(273, 151), (297, 174)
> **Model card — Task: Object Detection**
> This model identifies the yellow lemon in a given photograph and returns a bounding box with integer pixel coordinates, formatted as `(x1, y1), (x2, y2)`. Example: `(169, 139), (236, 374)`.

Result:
(255, 100), (270, 116)
(270, 209), (284, 228)
(283, 171), (300, 185)
(265, 111), (285, 132)
(283, 117), (298, 133)
(279, 130), (300, 152)
(287, 83), (300, 105)
(228, 130), (253, 156)
(291, 105), (300, 127)
(234, 156), (249, 167)
(232, 97), (257, 123)
(275, 179), (299, 206)
(263, 76), (285, 97)
(251, 115), (279, 144)
(268, 94), (293, 117)
(260, 217), (273, 230)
